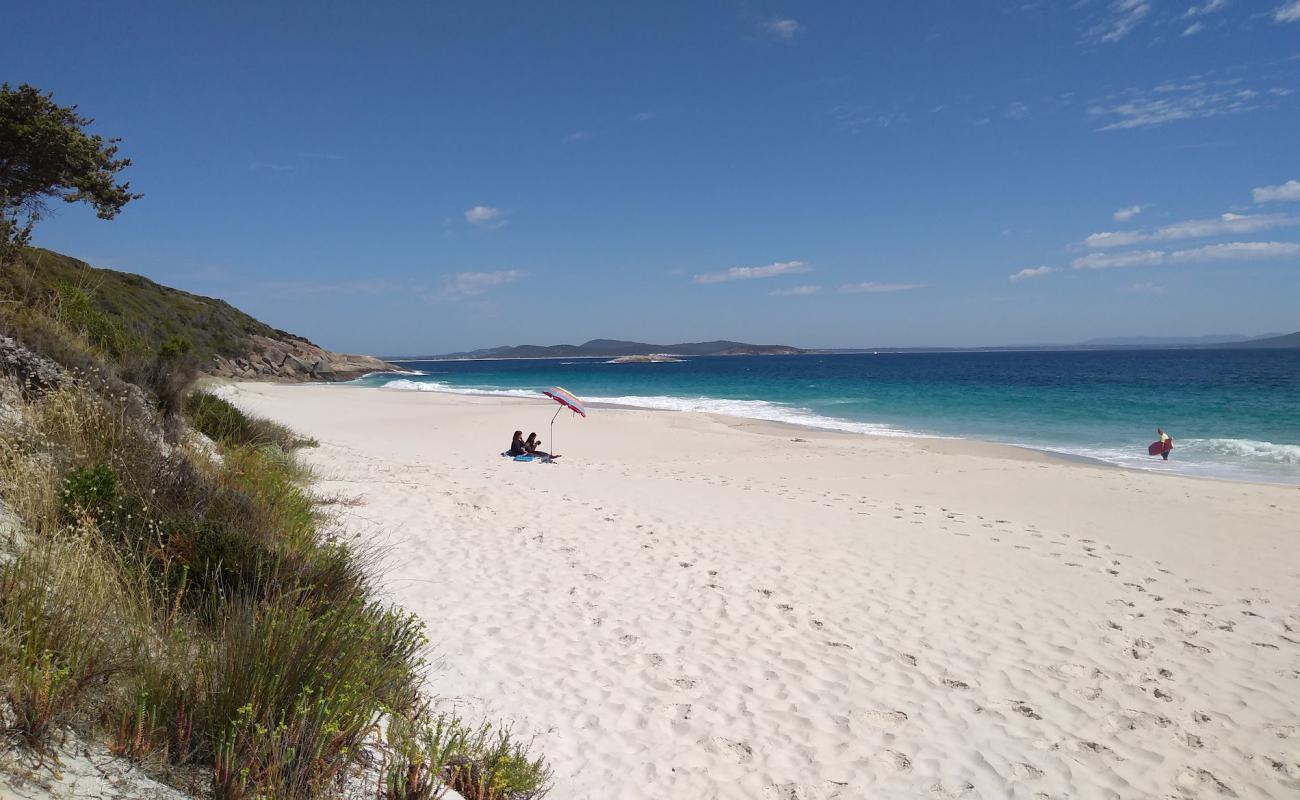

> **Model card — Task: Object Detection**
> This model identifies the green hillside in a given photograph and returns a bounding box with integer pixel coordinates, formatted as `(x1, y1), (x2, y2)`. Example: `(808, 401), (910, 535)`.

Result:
(2, 247), (309, 365)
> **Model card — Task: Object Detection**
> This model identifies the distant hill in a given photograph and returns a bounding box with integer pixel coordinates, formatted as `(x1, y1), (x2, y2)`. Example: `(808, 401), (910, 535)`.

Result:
(1212, 331), (1300, 349)
(4, 248), (392, 380)
(1077, 334), (1259, 347)
(411, 338), (805, 360)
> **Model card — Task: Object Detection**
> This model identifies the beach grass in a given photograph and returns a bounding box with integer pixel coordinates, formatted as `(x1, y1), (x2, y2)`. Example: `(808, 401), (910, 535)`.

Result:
(0, 267), (550, 798)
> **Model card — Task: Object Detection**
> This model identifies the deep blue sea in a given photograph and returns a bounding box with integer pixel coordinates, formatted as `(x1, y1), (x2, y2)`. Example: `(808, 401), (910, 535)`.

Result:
(352, 350), (1300, 484)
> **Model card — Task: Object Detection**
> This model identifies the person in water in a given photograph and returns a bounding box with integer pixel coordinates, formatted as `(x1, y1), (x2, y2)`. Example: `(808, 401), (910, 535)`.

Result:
(507, 430), (527, 457)
(524, 432), (556, 459)
(1157, 427), (1172, 460)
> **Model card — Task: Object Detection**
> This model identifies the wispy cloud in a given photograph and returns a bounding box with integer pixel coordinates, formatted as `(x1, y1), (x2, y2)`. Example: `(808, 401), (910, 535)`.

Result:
(1006, 101), (1030, 120)
(1253, 180), (1300, 203)
(464, 205), (507, 228)
(1072, 250), (1167, 269)
(760, 18), (801, 40)
(564, 130), (592, 143)
(438, 270), (526, 298)
(769, 285), (821, 296)
(249, 160), (294, 172)
(838, 282), (926, 294)
(1073, 241), (1300, 268)
(830, 105), (908, 134)
(630, 111), (655, 122)
(1113, 205), (1147, 221)
(1121, 281), (1166, 293)
(1087, 0), (1151, 44)
(1088, 77), (1284, 130)
(1276, 1), (1300, 23)
(1009, 266), (1055, 282)
(1084, 213), (1299, 248)
(256, 279), (405, 296)
(1185, 0), (1229, 16)
(693, 261), (813, 284)
(1182, 21), (1205, 36)
(1168, 241), (1300, 263)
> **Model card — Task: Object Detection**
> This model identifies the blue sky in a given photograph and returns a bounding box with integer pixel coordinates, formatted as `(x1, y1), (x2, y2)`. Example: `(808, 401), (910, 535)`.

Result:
(6, 1), (1300, 354)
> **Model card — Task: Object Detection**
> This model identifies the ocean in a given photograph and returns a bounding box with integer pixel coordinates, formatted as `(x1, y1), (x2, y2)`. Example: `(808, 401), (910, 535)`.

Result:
(351, 349), (1300, 484)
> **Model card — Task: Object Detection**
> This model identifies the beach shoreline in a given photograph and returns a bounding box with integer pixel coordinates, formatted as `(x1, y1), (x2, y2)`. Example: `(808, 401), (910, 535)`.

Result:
(348, 376), (1288, 486)
(220, 380), (1300, 799)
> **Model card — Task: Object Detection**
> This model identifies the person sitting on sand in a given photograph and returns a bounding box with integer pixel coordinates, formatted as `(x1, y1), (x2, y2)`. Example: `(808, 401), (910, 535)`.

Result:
(525, 432), (556, 459)
(1157, 427), (1172, 461)
(507, 430), (527, 457)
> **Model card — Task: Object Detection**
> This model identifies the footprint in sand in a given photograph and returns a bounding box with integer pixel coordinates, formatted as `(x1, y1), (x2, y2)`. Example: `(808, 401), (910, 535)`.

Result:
(875, 749), (912, 773)
(859, 709), (908, 729)
(707, 737), (754, 764)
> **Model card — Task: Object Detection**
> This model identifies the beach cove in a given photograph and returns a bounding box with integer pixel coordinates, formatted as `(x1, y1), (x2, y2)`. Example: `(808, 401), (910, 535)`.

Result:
(223, 380), (1300, 800)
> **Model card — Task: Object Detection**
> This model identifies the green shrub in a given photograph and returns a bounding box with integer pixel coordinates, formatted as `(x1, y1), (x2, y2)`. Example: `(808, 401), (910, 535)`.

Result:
(0, 536), (140, 749)
(60, 464), (119, 519)
(203, 593), (426, 799)
(184, 391), (306, 450)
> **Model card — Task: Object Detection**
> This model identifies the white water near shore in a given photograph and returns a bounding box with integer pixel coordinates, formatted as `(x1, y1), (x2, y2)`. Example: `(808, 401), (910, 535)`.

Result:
(223, 381), (1300, 799)
(371, 376), (1299, 483)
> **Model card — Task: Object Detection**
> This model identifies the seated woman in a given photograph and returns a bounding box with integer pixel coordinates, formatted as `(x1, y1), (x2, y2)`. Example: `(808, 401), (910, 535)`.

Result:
(524, 432), (557, 459)
(507, 430), (528, 457)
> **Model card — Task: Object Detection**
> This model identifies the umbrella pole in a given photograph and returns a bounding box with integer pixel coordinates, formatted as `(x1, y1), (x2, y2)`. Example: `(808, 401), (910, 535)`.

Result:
(550, 404), (562, 456)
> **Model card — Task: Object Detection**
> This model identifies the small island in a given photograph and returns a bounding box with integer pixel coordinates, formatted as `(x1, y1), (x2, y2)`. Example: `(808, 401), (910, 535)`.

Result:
(607, 354), (683, 363)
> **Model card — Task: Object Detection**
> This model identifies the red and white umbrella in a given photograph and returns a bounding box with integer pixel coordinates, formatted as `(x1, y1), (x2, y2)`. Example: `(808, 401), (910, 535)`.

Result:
(542, 386), (586, 456)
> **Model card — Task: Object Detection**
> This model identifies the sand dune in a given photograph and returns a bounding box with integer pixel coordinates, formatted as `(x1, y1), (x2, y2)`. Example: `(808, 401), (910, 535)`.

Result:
(223, 381), (1300, 799)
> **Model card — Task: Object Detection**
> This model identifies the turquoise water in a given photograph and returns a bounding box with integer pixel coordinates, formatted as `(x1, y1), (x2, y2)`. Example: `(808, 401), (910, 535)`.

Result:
(352, 350), (1300, 484)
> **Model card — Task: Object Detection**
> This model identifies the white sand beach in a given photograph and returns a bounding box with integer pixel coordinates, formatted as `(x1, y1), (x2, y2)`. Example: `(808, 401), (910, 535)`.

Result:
(224, 381), (1300, 800)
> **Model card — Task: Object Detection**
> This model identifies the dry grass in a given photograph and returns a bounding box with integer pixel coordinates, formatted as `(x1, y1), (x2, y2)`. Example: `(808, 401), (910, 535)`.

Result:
(0, 315), (550, 797)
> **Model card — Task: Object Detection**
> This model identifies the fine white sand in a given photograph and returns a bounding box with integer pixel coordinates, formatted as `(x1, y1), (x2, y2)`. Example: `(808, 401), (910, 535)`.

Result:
(223, 381), (1300, 800)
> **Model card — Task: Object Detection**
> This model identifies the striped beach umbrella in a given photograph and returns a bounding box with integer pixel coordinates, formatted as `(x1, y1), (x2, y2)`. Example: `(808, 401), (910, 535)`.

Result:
(542, 386), (586, 457)
(543, 386), (587, 417)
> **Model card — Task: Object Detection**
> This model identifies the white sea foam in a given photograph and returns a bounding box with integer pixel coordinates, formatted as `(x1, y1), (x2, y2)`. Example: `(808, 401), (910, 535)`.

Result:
(376, 379), (912, 436)
(1182, 438), (1300, 466)
(379, 379), (541, 399)
(582, 395), (913, 436)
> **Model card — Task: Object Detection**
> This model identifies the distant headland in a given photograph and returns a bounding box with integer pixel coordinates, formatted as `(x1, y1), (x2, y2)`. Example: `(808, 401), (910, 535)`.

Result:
(398, 339), (806, 360)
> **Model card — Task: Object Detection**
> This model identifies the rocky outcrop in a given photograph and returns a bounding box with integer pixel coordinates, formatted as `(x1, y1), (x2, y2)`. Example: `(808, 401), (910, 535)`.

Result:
(209, 334), (394, 383)
(0, 335), (67, 398)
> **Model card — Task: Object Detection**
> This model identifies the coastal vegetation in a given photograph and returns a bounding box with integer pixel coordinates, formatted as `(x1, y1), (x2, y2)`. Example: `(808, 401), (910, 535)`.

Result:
(0, 84), (549, 799)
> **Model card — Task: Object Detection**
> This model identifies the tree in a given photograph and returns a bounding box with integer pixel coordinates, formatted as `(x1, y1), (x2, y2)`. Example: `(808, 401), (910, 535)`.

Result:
(0, 83), (141, 260)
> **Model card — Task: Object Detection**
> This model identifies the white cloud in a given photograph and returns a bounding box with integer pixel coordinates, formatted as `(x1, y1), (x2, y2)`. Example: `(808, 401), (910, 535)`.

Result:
(838, 282), (926, 294)
(1182, 21), (1204, 36)
(1074, 241), (1300, 269)
(1185, 0), (1228, 16)
(693, 261), (813, 284)
(1253, 180), (1300, 203)
(1072, 250), (1166, 269)
(769, 285), (821, 296)
(438, 270), (526, 298)
(1167, 241), (1300, 263)
(1088, 77), (1282, 130)
(761, 18), (801, 40)
(564, 130), (592, 143)
(1276, 1), (1300, 23)
(1009, 266), (1055, 282)
(1083, 213), (1299, 248)
(1088, 0), (1151, 43)
(1006, 101), (1030, 119)
(1113, 204), (1147, 221)
(464, 205), (505, 226)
